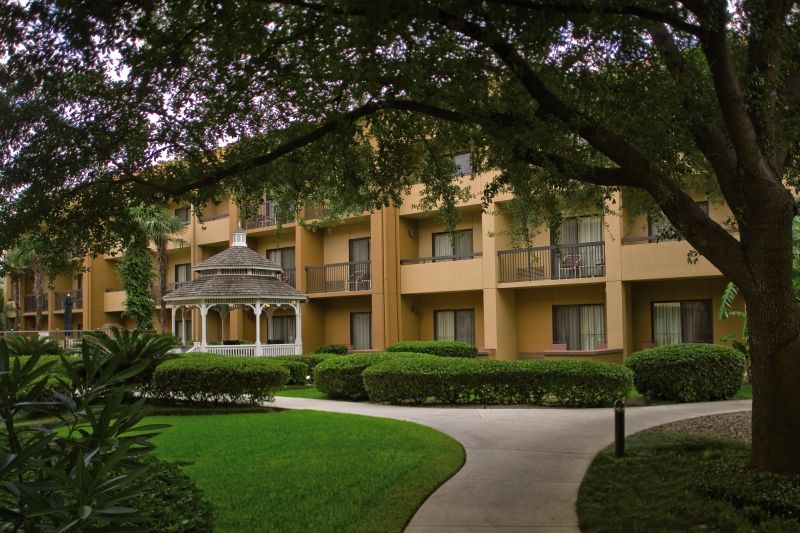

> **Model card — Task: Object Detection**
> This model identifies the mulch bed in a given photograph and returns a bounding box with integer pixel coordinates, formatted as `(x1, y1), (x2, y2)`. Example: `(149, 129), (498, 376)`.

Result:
(652, 410), (752, 443)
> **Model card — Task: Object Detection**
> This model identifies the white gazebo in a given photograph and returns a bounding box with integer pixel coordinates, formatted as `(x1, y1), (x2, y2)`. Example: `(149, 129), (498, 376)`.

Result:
(163, 227), (308, 356)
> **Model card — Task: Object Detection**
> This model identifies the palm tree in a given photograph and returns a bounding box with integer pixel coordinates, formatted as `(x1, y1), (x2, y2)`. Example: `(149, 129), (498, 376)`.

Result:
(7, 237), (46, 330)
(131, 206), (187, 333)
(2, 249), (27, 330)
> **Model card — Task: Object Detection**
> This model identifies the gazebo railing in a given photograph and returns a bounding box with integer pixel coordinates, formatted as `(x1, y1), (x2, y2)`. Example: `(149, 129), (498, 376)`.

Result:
(188, 343), (300, 356)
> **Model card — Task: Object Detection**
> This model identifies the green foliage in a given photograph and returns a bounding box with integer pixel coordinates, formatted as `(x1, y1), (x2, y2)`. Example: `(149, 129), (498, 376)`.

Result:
(0, 338), (168, 531)
(386, 340), (478, 358)
(5, 333), (63, 356)
(273, 354), (336, 381)
(363, 357), (632, 406)
(84, 328), (180, 389)
(131, 457), (214, 533)
(275, 359), (309, 385)
(118, 235), (156, 331)
(314, 344), (349, 355)
(0, 283), (6, 331)
(314, 353), (421, 400)
(625, 344), (746, 402)
(151, 355), (290, 404)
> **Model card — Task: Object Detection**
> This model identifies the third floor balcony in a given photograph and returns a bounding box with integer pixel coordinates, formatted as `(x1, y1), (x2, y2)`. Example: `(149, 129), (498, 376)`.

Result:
(305, 261), (371, 294)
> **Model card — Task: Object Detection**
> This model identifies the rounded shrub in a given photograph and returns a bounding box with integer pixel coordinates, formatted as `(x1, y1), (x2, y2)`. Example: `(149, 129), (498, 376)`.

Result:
(151, 356), (290, 404)
(314, 352), (421, 400)
(363, 357), (633, 407)
(273, 354), (336, 382)
(314, 344), (349, 355)
(386, 340), (478, 358)
(625, 343), (746, 402)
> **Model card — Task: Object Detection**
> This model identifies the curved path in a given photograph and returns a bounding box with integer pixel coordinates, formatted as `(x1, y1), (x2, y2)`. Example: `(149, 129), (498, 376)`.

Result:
(273, 397), (751, 532)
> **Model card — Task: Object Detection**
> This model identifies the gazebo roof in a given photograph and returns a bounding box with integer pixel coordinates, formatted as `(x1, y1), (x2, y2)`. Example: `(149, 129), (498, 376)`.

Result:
(194, 245), (281, 271)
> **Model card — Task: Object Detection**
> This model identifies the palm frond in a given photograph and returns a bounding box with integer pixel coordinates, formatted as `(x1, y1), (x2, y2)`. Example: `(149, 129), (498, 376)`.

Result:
(719, 282), (739, 319)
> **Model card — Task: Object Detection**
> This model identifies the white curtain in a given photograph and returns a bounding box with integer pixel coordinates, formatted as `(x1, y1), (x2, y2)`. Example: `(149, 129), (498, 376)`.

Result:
(433, 233), (453, 258)
(580, 304), (605, 350)
(453, 230), (473, 258)
(435, 311), (455, 340)
(351, 312), (372, 350)
(435, 310), (475, 344)
(455, 310), (475, 344)
(653, 302), (682, 345)
(269, 315), (296, 343)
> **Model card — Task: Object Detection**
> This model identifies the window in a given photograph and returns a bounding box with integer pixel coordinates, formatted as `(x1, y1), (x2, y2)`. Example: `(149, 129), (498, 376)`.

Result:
(174, 263), (191, 288)
(648, 202), (709, 242)
(434, 309), (476, 345)
(269, 315), (296, 344)
(652, 300), (712, 345)
(350, 312), (372, 350)
(552, 216), (603, 278)
(432, 229), (473, 260)
(349, 238), (371, 289)
(267, 247), (296, 285)
(174, 207), (190, 225)
(453, 152), (472, 175)
(552, 304), (605, 350)
(74, 274), (83, 291)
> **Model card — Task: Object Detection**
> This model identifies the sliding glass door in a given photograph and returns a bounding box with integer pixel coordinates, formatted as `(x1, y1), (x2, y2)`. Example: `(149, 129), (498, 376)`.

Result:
(652, 300), (712, 345)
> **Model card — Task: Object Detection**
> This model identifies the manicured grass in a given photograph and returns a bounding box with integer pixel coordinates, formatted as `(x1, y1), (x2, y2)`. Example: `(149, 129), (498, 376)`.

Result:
(149, 411), (464, 532)
(736, 382), (753, 399)
(577, 431), (800, 532)
(274, 385), (328, 399)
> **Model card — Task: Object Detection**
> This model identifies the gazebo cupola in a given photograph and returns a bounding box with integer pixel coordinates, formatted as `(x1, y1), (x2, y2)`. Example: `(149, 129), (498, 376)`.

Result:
(163, 226), (308, 356)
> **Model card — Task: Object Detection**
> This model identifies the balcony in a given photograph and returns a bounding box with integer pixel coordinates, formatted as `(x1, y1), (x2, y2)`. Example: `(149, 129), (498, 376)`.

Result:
(400, 253), (483, 294)
(498, 242), (605, 283)
(242, 201), (294, 230)
(281, 267), (297, 288)
(305, 261), (371, 294)
(104, 289), (126, 313)
(55, 290), (83, 311)
(23, 294), (48, 313)
(620, 237), (722, 280)
(195, 215), (231, 245)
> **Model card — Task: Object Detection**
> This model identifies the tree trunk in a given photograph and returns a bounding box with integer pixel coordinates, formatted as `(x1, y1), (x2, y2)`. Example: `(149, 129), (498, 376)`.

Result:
(158, 244), (167, 334)
(12, 276), (20, 330)
(32, 257), (43, 331)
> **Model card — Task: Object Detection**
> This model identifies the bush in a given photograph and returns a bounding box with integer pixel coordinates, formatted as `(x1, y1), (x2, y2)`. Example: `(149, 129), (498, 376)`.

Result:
(131, 457), (214, 532)
(386, 340), (478, 358)
(314, 352), (421, 400)
(275, 359), (309, 385)
(273, 354), (336, 382)
(625, 344), (746, 402)
(5, 333), (63, 356)
(13, 354), (81, 395)
(363, 357), (633, 407)
(314, 344), (349, 355)
(151, 356), (289, 404)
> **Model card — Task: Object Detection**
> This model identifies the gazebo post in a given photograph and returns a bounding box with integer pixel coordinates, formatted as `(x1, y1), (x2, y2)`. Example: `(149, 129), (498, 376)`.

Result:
(294, 302), (303, 355)
(199, 303), (209, 350)
(171, 305), (178, 337)
(254, 301), (264, 356)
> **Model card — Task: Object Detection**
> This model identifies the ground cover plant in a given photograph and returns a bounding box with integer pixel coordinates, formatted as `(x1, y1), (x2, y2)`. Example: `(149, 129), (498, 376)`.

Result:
(577, 431), (800, 532)
(386, 340), (478, 358)
(625, 344), (747, 402)
(148, 410), (465, 533)
(363, 356), (632, 406)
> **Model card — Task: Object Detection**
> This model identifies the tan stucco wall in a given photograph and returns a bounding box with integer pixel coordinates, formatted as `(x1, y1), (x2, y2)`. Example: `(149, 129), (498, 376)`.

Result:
(405, 291), (485, 349)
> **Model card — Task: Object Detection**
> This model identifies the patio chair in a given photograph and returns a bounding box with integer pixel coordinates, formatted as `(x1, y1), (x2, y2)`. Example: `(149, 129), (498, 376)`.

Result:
(559, 254), (582, 279)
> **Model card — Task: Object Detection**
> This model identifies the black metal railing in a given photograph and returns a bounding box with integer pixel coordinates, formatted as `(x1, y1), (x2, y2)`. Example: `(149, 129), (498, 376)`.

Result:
(498, 242), (605, 282)
(305, 261), (371, 293)
(280, 267), (297, 288)
(400, 252), (483, 265)
(23, 294), (48, 312)
(242, 201), (295, 229)
(55, 290), (83, 310)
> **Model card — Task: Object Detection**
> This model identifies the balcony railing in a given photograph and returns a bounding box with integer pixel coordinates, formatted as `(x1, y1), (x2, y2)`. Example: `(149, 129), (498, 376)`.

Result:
(242, 201), (295, 229)
(498, 242), (605, 283)
(55, 290), (83, 310)
(23, 294), (48, 312)
(305, 261), (371, 293)
(280, 267), (297, 288)
(400, 252), (483, 265)
(198, 213), (229, 223)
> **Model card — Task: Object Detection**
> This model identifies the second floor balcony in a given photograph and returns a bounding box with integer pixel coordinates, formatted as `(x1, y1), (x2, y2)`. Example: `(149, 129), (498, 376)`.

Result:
(24, 294), (48, 313)
(498, 242), (606, 283)
(305, 261), (371, 294)
(55, 290), (83, 311)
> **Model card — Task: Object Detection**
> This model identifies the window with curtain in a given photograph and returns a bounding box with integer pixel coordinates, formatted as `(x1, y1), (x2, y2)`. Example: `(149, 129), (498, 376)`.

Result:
(349, 238), (371, 285)
(266, 247), (295, 268)
(350, 312), (372, 350)
(552, 304), (605, 350)
(453, 152), (472, 175)
(552, 216), (603, 278)
(270, 315), (296, 343)
(434, 309), (476, 344)
(432, 230), (473, 260)
(649, 202), (709, 241)
(652, 300), (712, 344)
(174, 207), (190, 225)
(174, 263), (190, 288)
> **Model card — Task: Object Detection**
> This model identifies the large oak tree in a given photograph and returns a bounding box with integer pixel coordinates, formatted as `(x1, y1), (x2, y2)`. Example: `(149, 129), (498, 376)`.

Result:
(1, 1), (799, 472)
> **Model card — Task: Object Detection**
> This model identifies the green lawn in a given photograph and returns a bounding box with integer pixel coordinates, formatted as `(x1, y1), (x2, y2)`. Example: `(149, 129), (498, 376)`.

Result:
(577, 431), (800, 532)
(149, 410), (464, 533)
(274, 385), (328, 399)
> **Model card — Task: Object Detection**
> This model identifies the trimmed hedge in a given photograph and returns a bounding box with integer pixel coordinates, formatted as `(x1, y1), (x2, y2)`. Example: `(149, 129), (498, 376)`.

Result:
(363, 357), (633, 406)
(273, 354), (336, 382)
(151, 356), (289, 404)
(625, 344), (746, 402)
(314, 344), (349, 355)
(314, 352), (421, 400)
(386, 340), (478, 358)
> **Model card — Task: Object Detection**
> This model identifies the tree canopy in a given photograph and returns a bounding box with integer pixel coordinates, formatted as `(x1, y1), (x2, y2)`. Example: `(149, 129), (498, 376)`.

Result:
(3, 1), (800, 472)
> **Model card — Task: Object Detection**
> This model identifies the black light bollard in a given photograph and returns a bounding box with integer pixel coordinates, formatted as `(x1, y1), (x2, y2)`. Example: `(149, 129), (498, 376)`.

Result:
(614, 399), (625, 457)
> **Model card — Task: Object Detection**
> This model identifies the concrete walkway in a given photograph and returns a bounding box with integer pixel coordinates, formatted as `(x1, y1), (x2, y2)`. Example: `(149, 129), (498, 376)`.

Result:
(273, 397), (752, 532)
